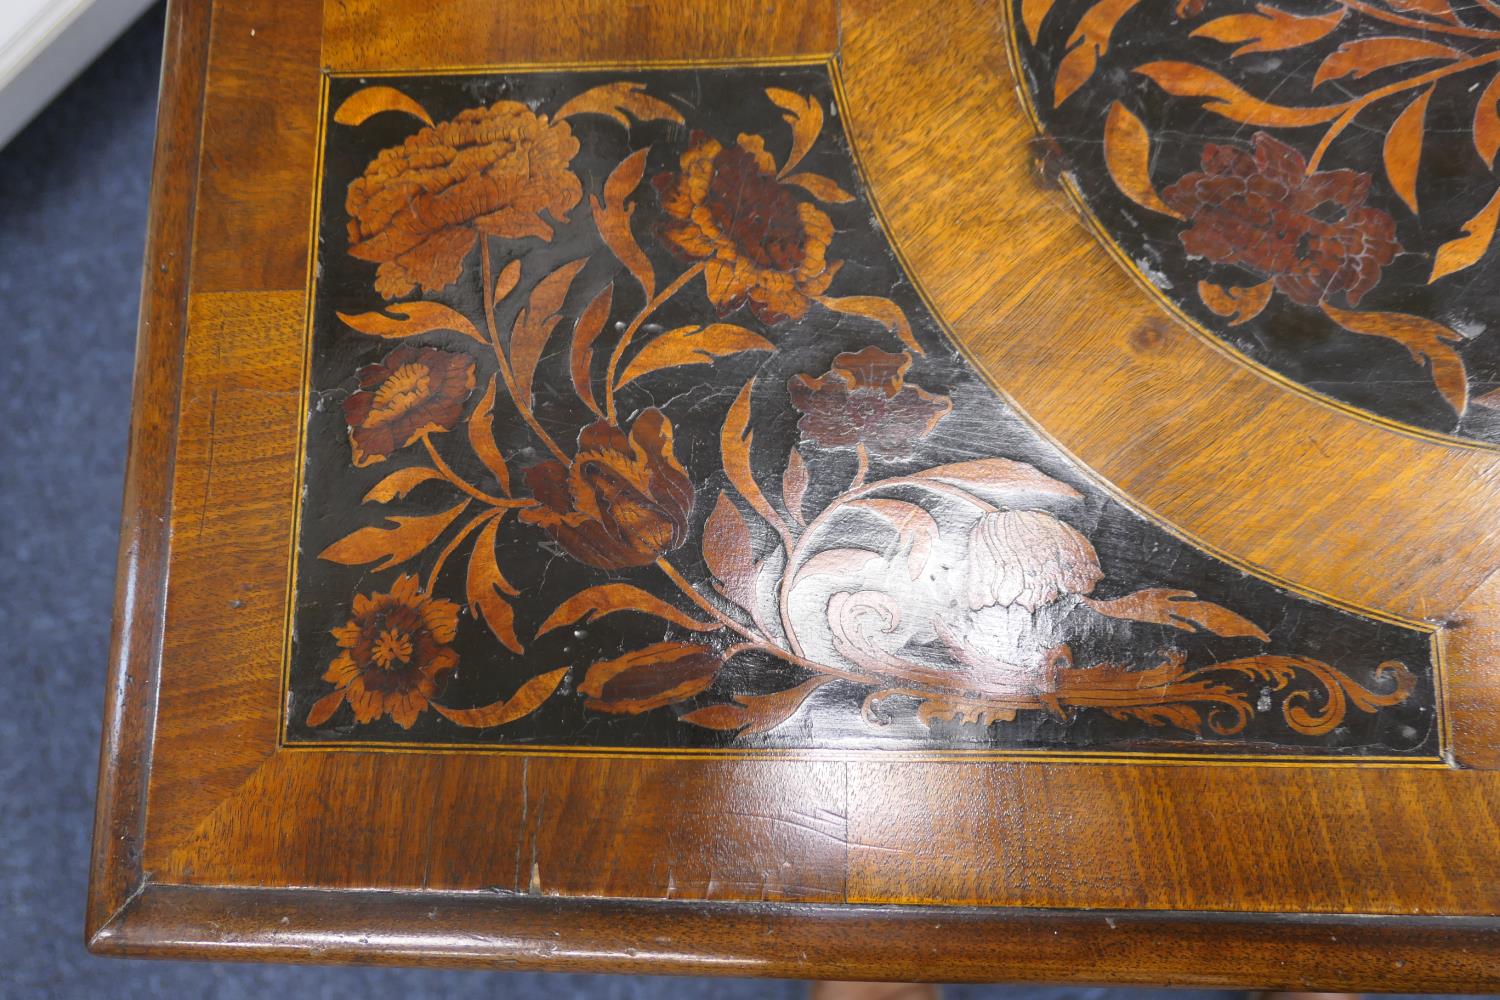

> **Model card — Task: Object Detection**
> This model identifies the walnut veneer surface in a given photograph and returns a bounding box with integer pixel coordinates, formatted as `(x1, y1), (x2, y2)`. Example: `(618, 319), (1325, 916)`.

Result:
(89, 0), (1500, 988)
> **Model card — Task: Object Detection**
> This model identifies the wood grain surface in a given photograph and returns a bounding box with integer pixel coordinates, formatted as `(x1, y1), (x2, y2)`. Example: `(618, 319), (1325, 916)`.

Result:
(88, 0), (1500, 987)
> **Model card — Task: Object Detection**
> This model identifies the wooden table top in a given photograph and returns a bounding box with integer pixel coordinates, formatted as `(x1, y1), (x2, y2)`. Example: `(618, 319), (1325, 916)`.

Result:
(89, 0), (1500, 988)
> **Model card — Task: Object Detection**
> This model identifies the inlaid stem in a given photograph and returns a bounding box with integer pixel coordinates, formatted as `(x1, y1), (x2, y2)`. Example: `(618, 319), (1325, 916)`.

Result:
(1307, 50), (1500, 171)
(421, 434), (532, 509)
(425, 507), (500, 593)
(605, 261), (707, 424)
(1332, 0), (1500, 40)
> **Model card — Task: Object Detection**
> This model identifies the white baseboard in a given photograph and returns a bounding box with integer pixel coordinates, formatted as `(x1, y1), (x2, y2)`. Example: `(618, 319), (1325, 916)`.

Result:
(0, 0), (157, 149)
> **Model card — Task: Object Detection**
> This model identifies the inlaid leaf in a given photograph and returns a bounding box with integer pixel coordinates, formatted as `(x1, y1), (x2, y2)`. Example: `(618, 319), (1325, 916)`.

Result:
(676, 703), (748, 732)
(813, 295), (922, 354)
(1386, 0), (1459, 23)
(1475, 71), (1500, 168)
(555, 81), (684, 129)
(1313, 37), (1462, 88)
(1323, 302), (1469, 415)
(304, 689), (347, 728)
(704, 491), (756, 606)
(432, 667), (568, 728)
(570, 283), (613, 417)
(318, 500), (469, 570)
(681, 675), (835, 735)
(846, 498), (939, 580)
(721, 380), (787, 540)
(782, 448), (810, 528)
(1384, 86), (1432, 214)
(1135, 62), (1345, 126)
(616, 324), (774, 388)
(791, 547), (884, 587)
(591, 148), (655, 299)
(333, 85), (433, 127)
(1021, 0), (1060, 41)
(1190, 5), (1342, 57)
(467, 376), (511, 496)
(913, 458), (1081, 507)
(1431, 187), (1500, 283)
(511, 257), (589, 406)
(1102, 102), (1181, 218)
(536, 584), (719, 637)
(765, 88), (822, 176)
(492, 258), (522, 307)
(338, 301), (485, 345)
(467, 515), (522, 654)
(784, 172), (855, 203)
(362, 465), (444, 504)
(1475, 387), (1500, 410)
(1084, 588), (1269, 640)
(1198, 280), (1272, 326)
(1055, 0), (1141, 106)
(579, 642), (721, 714)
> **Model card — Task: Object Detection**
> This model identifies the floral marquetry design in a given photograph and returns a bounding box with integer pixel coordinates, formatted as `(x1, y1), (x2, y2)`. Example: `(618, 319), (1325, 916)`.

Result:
(655, 130), (841, 324)
(1161, 134), (1403, 309)
(346, 102), (584, 298)
(306, 574), (461, 730)
(343, 345), (477, 467)
(520, 410), (694, 570)
(789, 347), (952, 458)
(286, 65), (1438, 757)
(1013, 0), (1500, 440)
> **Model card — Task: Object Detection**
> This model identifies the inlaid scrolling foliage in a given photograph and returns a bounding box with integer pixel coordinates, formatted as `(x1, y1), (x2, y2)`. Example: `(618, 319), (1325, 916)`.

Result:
(1018, 0), (1500, 425)
(300, 73), (1417, 746)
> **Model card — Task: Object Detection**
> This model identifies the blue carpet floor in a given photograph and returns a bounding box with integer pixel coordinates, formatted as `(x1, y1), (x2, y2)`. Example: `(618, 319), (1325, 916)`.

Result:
(0, 5), (1482, 998)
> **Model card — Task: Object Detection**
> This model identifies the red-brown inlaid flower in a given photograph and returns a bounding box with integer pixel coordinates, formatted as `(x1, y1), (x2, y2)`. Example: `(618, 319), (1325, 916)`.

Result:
(788, 347), (952, 457)
(342, 345), (476, 467)
(346, 102), (582, 298)
(654, 132), (839, 324)
(519, 409), (693, 569)
(1161, 133), (1401, 307)
(305, 574), (461, 730)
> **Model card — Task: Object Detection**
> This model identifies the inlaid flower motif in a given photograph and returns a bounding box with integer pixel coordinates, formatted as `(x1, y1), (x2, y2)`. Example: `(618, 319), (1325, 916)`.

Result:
(346, 102), (583, 298)
(964, 510), (1103, 613)
(343, 345), (476, 467)
(788, 347), (952, 457)
(305, 574), (461, 730)
(1161, 133), (1401, 307)
(520, 408), (693, 570)
(654, 131), (839, 324)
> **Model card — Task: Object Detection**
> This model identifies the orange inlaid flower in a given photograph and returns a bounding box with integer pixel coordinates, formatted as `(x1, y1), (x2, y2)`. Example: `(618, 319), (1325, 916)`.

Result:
(519, 409), (693, 570)
(346, 102), (583, 298)
(304, 574), (461, 730)
(789, 347), (952, 457)
(654, 131), (839, 324)
(343, 345), (476, 467)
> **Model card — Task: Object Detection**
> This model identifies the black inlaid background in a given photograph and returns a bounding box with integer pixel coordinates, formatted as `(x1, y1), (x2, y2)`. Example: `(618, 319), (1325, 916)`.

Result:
(286, 65), (1437, 756)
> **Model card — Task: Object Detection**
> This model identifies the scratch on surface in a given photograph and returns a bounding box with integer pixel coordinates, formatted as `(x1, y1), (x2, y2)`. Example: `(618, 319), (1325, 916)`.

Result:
(514, 757), (529, 892)
(718, 810), (851, 848)
(420, 771), (440, 889)
(197, 388), (219, 543)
